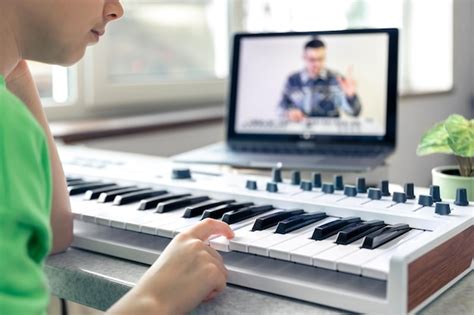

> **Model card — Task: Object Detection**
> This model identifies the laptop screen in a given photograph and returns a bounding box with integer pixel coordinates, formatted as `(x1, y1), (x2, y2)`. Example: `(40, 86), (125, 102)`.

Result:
(227, 29), (398, 145)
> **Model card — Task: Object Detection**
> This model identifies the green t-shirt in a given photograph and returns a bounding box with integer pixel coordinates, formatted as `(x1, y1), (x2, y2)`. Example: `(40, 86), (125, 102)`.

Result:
(0, 75), (52, 314)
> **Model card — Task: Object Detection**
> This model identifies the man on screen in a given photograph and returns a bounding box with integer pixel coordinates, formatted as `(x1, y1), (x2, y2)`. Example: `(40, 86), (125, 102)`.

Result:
(279, 38), (362, 121)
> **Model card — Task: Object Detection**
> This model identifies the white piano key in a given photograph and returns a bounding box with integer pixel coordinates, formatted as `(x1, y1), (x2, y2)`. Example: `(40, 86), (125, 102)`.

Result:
(229, 226), (278, 253)
(290, 235), (338, 265)
(209, 211), (280, 252)
(337, 229), (423, 276)
(361, 231), (429, 280)
(268, 217), (339, 260)
(312, 238), (365, 270)
(139, 210), (188, 235)
(249, 217), (337, 257)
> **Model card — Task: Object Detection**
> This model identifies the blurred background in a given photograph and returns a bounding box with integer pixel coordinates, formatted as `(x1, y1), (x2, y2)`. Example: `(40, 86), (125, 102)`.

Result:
(30, 0), (472, 186)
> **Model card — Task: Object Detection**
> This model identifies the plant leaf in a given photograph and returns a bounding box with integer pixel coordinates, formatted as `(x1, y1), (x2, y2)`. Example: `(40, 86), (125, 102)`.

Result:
(445, 114), (474, 157)
(416, 121), (452, 156)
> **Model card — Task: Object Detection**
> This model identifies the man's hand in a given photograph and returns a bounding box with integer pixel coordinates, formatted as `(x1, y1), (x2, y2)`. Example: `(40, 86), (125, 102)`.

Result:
(108, 219), (234, 315)
(288, 108), (305, 122)
(336, 66), (357, 98)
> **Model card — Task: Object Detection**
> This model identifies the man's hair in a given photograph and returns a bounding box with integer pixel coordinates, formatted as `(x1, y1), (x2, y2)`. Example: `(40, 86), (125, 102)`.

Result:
(304, 38), (325, 50)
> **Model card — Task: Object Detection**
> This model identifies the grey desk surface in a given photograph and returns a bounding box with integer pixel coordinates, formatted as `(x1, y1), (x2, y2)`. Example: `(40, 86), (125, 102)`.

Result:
(46, 248), (473, 314)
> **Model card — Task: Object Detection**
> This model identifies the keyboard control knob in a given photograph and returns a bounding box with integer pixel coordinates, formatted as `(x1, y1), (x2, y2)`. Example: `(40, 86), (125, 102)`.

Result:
(380, 180), (390, 196)
(368, 188), (382, 200)
(322, 183), (335, 194)
(435, 202), (451, 215)
(291, 170), (301, 185)
(430, 185), (442, 202)
(246, 180), (257, 190)
(454, 188), (469, 206)
(334, 175), (344, 191)
(300, 181), (313, 191)
(404, 183), (416, 199)
(392, 191), (407, 203)
(344, 185), (357, 197)
(272, 168), (283, 183)
(312, 172), (322, 188)
(172, 168), (191, 179)
(266, 182), (278, 193)
(418, 195), (434, 207)
(356, 177), (367, 193)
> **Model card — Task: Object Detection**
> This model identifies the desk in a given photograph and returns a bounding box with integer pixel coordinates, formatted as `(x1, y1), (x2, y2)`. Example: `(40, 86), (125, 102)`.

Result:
(46, 248), (473, 314)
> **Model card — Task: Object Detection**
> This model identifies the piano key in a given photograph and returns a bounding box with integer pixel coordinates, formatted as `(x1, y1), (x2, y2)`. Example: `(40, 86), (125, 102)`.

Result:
(311, 216), (362, 240)
(275, 212), (327, 234)
(268, 217), (339, 260)
(362, 231), (429, 280)
(222, 205), (274, 225)
(201, 202), (254, 220)
(248, 217), (337, 257)
(84, 185), (132, 200)
(251, 209), (305, 231)
(138, 193), (191, 210)
(337, 229), (423, 276)
(182, 199), (235, 218)
(335, 220), (385, 245)
(66, 176), (82, 182)
(67, 178), (85, 185)
(290, 234), (339, 265)
(361, 223), (410, 249)
(312, 237), (366, 270)
(113, 189), (168, 206)
(130, 208), (189, 234)
(68, 182), (115, 196)
(156, 196), (210, 213)
(98, 187), (149, 203)
(209, 210), (282, 252)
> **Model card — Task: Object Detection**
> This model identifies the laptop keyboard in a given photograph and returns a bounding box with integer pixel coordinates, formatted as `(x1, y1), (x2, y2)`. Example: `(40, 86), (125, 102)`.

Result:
(230, 145), (384, 157)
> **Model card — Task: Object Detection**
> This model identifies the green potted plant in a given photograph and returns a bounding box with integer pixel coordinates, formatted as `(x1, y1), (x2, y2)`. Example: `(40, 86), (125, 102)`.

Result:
(417, 114), (473, 200)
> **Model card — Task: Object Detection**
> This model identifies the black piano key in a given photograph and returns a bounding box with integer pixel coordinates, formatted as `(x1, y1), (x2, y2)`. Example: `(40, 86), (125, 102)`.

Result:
(138, 193), (191, 210)
(66, 178), (84, 185)
(66, 176), (82, 182)
(336, 220), (385, 245)
(275, 212), (327, 234)
(68, 182), (115, 196)
(201, 202), (254, 220)
(157, 196), (210, 213)
(84, 185), (133, 200)
(311, 216), (362, 240)
(251, 209), (305, 231)
(222, 205), (274, 225)
(182, 199), (235, 218)
(114, 189), (168, 206)
(98, 187), (150, 203)
(362, 223), (411, 249)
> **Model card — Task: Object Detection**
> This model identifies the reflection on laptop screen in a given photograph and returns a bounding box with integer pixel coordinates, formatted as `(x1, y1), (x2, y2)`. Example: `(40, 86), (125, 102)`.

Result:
(235, 32), (390, 138)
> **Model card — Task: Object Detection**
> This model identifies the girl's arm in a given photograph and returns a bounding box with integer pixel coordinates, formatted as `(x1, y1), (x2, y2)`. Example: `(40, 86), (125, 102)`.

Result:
(6, 60), (73, 254)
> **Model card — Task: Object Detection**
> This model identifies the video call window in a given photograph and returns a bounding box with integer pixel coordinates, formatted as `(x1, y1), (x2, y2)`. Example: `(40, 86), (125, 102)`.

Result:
(235, 33), (389, 137)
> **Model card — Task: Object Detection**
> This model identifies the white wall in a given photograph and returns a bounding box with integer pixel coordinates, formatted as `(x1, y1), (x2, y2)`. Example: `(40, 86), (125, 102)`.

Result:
(81, 0), (473, 187)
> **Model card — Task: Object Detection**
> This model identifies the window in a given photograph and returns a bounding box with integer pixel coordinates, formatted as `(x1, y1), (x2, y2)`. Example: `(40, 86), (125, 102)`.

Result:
(37, 0), (453, 118)
(28, 61), (71, 105)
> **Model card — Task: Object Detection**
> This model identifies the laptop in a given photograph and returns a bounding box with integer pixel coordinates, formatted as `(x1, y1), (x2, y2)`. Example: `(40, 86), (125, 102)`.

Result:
(173, 28), (398, 172)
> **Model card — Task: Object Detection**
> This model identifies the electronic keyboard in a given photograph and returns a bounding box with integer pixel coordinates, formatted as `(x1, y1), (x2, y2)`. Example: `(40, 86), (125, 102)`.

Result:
(60, 146), (473, 314)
